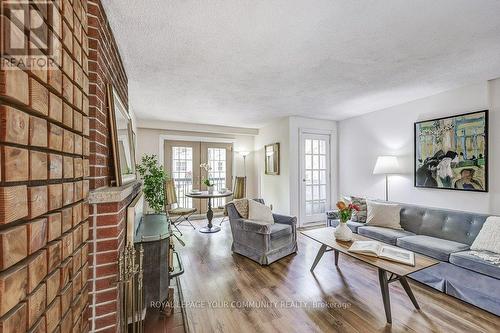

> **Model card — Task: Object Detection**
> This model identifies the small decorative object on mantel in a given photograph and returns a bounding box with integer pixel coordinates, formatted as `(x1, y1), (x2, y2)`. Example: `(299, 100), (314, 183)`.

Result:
(415, 110), (488, 192)
(265, 143), (280, 175)
(200, 162), (215, 193)
(334, 200), (359, 241)
(136, 154), (169, 214)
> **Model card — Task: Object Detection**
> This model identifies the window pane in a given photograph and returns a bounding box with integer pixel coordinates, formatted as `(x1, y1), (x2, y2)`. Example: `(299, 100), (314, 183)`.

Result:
(306, 185), (312, 201)
(305, 155), (312, 169)
(313, 155), (319, 169)
(313, 171), (319, 184)
(320, 140), (326, 154)
(320, 170), (327, 184)
(320, 185), (326, 199)
(320, 155), (326, 169)
(305, 140), (312, 154)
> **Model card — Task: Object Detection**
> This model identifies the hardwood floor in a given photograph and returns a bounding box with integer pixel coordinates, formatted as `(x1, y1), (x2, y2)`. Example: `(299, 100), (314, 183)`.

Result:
(151, 219), (500, 333)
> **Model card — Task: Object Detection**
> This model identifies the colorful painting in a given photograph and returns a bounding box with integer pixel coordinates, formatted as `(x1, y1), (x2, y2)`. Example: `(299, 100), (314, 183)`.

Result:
(414, 110), (488, 192)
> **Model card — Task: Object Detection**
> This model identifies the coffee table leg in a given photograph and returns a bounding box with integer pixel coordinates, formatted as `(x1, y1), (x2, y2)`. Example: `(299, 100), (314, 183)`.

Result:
(378, 268), (392, 323)
(334, 250), (339, 266)
(310, 244), (328, 272)
(399, 276), (420, 309)
(199, 197), (221, 233)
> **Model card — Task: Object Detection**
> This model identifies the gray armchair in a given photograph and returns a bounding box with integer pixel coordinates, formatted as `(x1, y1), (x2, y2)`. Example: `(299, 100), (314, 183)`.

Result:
(226, 199), (298, 265)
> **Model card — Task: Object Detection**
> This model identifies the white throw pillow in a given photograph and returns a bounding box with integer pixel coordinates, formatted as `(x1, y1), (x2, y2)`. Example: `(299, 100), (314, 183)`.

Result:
(471, 216), (500, 254)
(365, 200), (402, 230)
(248, 200), (274, 224)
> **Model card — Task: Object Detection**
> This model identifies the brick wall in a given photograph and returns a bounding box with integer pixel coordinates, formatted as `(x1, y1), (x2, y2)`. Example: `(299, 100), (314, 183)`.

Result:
(0, 0), (90, 332)
(86, 1), (134, 332)
(87, 0), (128, 191)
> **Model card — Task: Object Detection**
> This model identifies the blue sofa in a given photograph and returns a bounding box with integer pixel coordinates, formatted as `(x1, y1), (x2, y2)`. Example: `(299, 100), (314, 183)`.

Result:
(326, 202), (500, 316)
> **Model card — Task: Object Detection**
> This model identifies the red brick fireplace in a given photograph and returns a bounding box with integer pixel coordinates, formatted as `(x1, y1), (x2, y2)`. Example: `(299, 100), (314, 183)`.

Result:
(86, 0), (139, 332)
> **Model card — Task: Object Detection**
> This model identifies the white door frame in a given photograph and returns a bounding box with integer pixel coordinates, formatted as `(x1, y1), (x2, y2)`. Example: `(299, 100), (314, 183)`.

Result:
(298, 129), (333, 226)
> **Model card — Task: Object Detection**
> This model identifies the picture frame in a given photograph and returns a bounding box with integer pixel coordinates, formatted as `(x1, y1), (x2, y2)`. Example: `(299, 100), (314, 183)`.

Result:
(107, 84), (137, 186)
(265, 143), (280, 175)
(414, 110), (488, 192)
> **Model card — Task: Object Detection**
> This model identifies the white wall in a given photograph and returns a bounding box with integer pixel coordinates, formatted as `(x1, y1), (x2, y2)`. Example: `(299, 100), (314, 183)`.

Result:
(136, 125), (257, 198)
(338, 80), (500, 214)
(254, 118), (291, 214)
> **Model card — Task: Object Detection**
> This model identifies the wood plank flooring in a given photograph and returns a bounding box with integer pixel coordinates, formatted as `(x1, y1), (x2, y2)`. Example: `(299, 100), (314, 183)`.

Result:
(148, 219), (500, 333)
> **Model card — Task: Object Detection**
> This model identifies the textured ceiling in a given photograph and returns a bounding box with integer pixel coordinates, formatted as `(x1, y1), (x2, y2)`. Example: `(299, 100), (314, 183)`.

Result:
(101, 0), (500, 128)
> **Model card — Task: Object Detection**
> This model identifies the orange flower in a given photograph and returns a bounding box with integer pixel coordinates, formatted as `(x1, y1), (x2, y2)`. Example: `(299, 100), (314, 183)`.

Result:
(336, 201), (347, 210)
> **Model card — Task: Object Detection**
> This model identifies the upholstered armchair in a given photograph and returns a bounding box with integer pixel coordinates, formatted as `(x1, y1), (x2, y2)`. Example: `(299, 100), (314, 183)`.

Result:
(226, 199), (297, 265)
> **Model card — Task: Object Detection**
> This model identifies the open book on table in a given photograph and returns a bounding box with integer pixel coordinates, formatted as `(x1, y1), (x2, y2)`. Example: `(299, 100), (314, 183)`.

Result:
(348, 241), (415, 266)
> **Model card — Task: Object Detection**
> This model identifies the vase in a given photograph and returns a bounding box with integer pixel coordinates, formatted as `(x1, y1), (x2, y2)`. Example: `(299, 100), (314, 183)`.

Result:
(208, 185), (214, 194)
(334, 222), (353, 241)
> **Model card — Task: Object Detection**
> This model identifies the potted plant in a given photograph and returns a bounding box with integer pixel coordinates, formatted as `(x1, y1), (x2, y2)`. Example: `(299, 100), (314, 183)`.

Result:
(200, 163), (214, 193)
(136, 154), (168, 214)
(334, 200), (360, 241)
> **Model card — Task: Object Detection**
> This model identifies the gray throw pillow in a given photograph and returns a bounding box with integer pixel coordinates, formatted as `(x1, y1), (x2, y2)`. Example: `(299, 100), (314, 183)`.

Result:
(350, 196), (367, 223)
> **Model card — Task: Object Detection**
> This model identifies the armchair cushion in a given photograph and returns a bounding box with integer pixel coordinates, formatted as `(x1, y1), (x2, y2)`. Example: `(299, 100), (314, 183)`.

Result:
(269, 223), (292, 239)
(238, 219), (273, 234)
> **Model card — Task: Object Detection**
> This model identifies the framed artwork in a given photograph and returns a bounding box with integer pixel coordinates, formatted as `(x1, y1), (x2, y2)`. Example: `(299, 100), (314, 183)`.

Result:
(107, 84), (137, 186)
(265, 143), (280, 175)
(414, 110), (488, 192)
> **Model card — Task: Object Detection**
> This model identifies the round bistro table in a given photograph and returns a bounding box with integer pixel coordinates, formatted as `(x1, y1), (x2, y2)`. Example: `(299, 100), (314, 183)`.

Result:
(185, 190), (233, 233)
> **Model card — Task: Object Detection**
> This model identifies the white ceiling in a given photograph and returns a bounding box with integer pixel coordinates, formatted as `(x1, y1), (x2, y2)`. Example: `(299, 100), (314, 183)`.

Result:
(101, 0), (500, 128)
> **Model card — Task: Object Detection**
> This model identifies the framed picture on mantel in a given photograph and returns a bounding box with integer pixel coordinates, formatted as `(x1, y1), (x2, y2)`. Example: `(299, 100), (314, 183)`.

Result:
(414, 110), (488, 192)
(107, 84), (137, 187)
(265, 143), (280, 175)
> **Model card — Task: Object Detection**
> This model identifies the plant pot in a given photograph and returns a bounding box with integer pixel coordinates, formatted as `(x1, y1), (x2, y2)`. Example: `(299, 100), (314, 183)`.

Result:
(208, 186), (214, 194)
(334, 222), (353, 241)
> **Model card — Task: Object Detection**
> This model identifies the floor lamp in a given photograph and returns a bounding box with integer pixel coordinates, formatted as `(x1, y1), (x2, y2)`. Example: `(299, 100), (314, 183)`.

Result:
(239, 151), (250, 196)
(373, 156), (399, 201)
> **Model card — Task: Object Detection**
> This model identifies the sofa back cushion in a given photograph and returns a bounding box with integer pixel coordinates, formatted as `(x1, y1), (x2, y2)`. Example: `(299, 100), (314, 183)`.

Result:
(399, 203), (489, 245)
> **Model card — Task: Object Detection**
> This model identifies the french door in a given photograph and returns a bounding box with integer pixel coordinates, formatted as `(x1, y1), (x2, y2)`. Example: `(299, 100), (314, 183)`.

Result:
(164, 140), (233, 214)
(300, 133), (331, 225)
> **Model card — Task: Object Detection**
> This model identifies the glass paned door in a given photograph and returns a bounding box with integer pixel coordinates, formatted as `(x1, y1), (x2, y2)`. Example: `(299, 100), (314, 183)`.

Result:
(201, 143), (233, 213)
(300, 133), (330, 224)
(165, 140), (233, 215)
(165, 141), (201, 212)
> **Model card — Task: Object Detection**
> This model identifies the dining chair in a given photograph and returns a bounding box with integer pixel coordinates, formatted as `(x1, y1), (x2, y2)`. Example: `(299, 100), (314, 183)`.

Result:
(219, 176), (246, 226)
(164, 179), (197, 235)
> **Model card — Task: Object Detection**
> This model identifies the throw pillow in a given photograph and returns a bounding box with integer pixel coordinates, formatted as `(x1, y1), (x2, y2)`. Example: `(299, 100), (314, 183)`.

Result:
(471, 216), (500, 254)
(365, 200), (402, 230)
(350, 196), (367, 222)
(248, 199), (274, 224)
(226, 199), (249, 218)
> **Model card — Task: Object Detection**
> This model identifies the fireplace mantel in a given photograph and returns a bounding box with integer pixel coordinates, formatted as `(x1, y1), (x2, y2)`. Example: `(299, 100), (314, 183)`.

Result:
(89, 180), (142, 204)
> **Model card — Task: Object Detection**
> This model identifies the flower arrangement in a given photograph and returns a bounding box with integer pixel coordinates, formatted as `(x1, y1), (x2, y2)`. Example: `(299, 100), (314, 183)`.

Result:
(200, 163), (213, 187)
(336, 200), (360, 223)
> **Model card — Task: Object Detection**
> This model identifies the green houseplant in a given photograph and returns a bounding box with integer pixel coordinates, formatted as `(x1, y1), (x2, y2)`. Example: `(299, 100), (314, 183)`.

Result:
(136, 154), (168, 214)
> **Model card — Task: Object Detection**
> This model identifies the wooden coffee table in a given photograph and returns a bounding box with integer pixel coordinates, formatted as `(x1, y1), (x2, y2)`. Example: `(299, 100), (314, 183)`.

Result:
(301, 227), (439, 323)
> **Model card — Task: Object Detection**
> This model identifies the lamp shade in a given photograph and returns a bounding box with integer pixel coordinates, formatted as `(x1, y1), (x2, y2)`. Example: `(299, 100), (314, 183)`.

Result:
(239, 151), (250, 157)
(373, 156), (399, 174)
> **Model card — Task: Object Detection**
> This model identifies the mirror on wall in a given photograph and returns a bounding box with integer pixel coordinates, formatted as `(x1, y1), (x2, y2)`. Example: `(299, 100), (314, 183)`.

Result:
(107, 84), (136, 186)
(265, 142), (280, 175)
